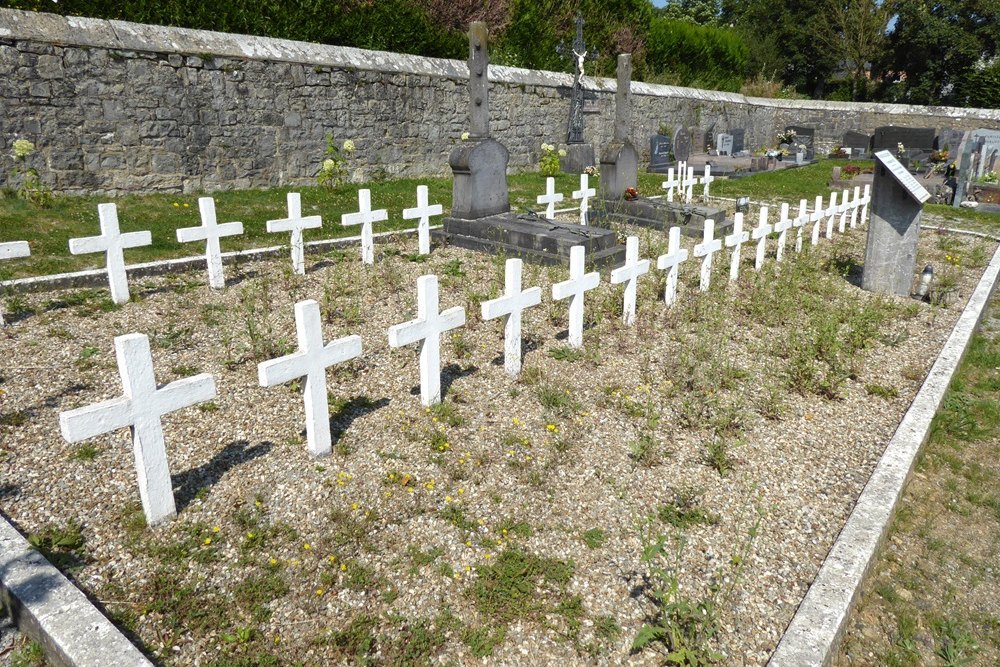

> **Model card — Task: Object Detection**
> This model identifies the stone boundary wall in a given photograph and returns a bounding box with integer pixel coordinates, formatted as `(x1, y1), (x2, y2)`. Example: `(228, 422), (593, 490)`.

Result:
(2, 8), (1000, 195)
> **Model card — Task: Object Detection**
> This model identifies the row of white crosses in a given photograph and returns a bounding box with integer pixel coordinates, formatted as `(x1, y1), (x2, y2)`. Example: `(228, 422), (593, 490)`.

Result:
(55, 183), (873, 527)
(661, 162), (714, 204)
(537, 174), (597, 226)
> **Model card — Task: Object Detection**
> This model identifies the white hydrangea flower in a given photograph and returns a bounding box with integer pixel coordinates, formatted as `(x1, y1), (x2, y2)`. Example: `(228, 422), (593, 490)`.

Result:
(461, 131), (470, 141)
(558, 149), (567, 157)
(322, 159), (336, 171)
(12, 139), (35, 159)
(342, 139), (356, 153)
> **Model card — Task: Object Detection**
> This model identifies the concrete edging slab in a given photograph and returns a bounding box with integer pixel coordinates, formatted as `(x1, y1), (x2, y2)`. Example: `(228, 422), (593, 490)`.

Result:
(768, 242), (1000, 666)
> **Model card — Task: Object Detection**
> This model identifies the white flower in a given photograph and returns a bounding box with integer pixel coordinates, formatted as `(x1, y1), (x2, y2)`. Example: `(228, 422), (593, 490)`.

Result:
(461, 131), (470, 141)
(558, 149), (567, 157)
(322, 159), (336, 171)
(12, 139), (35, 159)
(342, 139), (356, 153)
(897, 142), (905, 153)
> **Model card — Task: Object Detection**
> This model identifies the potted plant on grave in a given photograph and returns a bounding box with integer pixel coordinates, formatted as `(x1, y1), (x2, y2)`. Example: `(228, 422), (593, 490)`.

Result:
(624, 186), (639, 201)
(828, 145), (848, 159)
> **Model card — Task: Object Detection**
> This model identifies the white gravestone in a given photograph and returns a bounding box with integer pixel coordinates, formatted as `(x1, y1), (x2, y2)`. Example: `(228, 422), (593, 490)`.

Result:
(402, 185), (443, 256)
(657, 226), (688, 307)
(388, 275), (466, 406)
(0, 241), (30, 326)
(701, 165), (715, 199)
(717, 133), (734, 156)
(837, 189), (851, 234)
(849, 186), (862, 229)
(682, 167), (699, 204)
(68, 203), (152, 305)
(176, 197), (244, 290)
(773, 203), (792, 263)
(693, 219), (722, 291)
(812, 195), (827, 246)
(257, 300), (362, 458)
(724, 212), (749, 282)
(610, 236), (651, 326)
(793, 199), (809, 252)
(751, 206), (772, 271)
(537, 177), (564, 220)
(480, 258), (542, 377)
(661, 167), (679, 203)
(267, 192), (322, 275)
(551, 245), (600, 348)
(59, 333), (216, 526)
(342, 188), (388, 265)
(571, 173), (596, 226)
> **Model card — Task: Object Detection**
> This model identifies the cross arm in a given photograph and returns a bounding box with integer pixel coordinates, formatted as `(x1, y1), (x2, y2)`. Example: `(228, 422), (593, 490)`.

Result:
(59, 397), (133, 443)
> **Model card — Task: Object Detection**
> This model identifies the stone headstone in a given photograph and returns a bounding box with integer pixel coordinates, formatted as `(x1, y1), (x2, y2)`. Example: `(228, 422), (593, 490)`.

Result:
(673, 126), (692, 162)
(649, 134), (672, 171)
(599, 54), (638, 198)
(937, 128), (965, 154)
(842, 130), (871, 156)
(862, 150), (931, 297)
(730, 128), (746, 154)
(716, 133), (734, 156)
(873, 126), (936, 154)
(786, 126), (816, 159)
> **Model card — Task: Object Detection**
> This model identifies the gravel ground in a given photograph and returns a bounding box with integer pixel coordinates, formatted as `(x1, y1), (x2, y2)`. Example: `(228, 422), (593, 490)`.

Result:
(0, 216), (993, 666)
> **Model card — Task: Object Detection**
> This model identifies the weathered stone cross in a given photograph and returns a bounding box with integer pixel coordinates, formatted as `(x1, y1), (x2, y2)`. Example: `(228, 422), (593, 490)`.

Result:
(693, 219), (722, 291)
(0, 241), (29, 326)
(724, 212), (749, 282)
(657, 226), (688, 307)
(342, 188), (388, 265)
(572, 173), (596, 225)
(388, 275), (466, 406)
(773, 202), (792, 262)
(402, 185), (443, 255)
(267, 192), (322, 275)
(552, 245), (600, 348)
(480, 258), (542, 377)
(176, 197), (244, 289)
(537, 177), (564, 220)
(59, 333), (217, 526)
(811, 194), (827, 246)
(661, 167), (679, 202)
(257, 299), (362, 458)
(610, 235), (651, 326)
(823, 191), (838, 241)
(750, 206), (772, 271)
(69, 203), (152, 305)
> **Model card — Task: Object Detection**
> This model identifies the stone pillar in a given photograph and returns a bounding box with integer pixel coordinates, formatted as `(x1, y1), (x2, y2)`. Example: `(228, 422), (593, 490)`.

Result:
(599, 54), (638, 199)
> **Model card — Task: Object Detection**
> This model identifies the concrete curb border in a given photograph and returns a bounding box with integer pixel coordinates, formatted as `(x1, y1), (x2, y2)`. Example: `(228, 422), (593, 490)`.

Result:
(769, 242), (1000, 666)
(0, 513), (152, 667)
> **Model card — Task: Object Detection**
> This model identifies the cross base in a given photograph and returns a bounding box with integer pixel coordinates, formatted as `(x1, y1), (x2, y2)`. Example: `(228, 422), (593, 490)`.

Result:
(436, 214), (625, 268)
(591, 198), (732, 239)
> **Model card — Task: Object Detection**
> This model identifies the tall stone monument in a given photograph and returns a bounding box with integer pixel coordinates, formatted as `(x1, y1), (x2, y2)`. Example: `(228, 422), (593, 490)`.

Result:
(599, 55), (639, 199)
(560, 15), (596, 174)
(438, 23), (624, 267)
(862, 150), (931, 296)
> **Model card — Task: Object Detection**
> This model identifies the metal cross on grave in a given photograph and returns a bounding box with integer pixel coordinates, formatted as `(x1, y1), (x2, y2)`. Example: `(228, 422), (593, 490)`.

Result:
(402, 185), (443, 256)
(388, 275), (466, 406)
(68, 203), (152, 305)
(552, 245), (600, 348)
(823, 191), (838, 241)
(342, 188), (389, 265)
(267, 192), (322, 275)
(661, 167), (680, 203)
(657, 226), (689, 307)
(480, 258), (542, 377)
(0, 241), (29, 326)
(556, 14), (597, 144)
(610, 236), (651, 326)
(258, 300), (362, 458)
(773, 202), (792, 262)
(59, 333), (217, 526)
(724, 212), (750, 282)
(693, 219), (723, 291)
(176, 197), (244, 290)
(811, 195), (826, 246)
(537, 177), (565, 220)
(750, 206), (772, 271)
(572, 173), (596, 225)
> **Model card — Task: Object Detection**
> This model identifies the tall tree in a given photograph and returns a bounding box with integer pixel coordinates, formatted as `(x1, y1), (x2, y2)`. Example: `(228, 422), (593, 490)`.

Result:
(655, 0), (722, 26)
(820, 0), (890, 101)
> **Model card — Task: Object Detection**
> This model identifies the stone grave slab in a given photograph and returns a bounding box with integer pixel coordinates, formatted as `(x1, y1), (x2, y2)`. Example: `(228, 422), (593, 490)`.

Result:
(842, 130), (871, 156)
(648, 133), (673, 173)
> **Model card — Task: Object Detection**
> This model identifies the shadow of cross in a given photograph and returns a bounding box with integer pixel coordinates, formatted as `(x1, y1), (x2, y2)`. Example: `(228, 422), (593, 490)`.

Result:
(59, 333), (216, 526)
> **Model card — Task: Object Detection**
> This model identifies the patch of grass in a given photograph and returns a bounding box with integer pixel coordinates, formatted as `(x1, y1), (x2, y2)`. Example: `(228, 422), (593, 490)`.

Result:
(71, 443), (103, 461)
(428, 399), (464, 427)
(27, 518), (88, 572)
(548, 345), (585, 362)
(0, 408), (30, 427)
(9, 640), (46, 667)
(658, 487), (720, 530)
(313, 613), (378, 664)
(463, 625), (508, 658)
(535, 383), (581, 416)
(468, 548), (577, 629)
(702, 438), (737, 477)
(867, 383), (900, 399)
(581, 528), (605, 549)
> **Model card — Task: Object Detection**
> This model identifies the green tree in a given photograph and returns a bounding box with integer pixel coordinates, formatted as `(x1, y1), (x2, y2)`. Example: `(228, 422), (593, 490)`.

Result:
(645, 17), (750, 90)
(820, 0), (890, 101)
(655, 0), (722, 26)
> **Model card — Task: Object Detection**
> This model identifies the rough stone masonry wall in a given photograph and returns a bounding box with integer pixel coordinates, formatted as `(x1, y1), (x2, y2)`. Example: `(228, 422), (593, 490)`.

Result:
(2, 8), (1000, 195)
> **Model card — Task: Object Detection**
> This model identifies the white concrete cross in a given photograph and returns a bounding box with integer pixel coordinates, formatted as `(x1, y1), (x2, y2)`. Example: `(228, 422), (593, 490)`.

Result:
(773, 203), (792, 263)
(68, 203), (152, 305)
(860, 184), (871, 226)
(849, 186), (862, 229)
(610, 236), (651, 326)
(175, 197), (244, 290)
(267, 192), (322, 275)
(682, 167), (699, 204)
(388, 275), (466, 406)
(402, 185), (443, 255)
(793, 199), (809, 253)
(751, 206), (771, 271)
(701, 165), (715, 199)
(657, 226), (688, 307)
(342, 188), (388, 265)
(812, 195), (827, 246)
(824, 191), (838, 240)
(693, 220), (722, 291)
(724, 212), (750, 282)
(537, 177), (564, 220)
(551, 245), (600, 348)
(480, 258), (542, 377)
(837, 188), (851, 234)
(58, 333), (216, 526)
(661, 167), (679, 203)
(572, 173), (596, 226)
(0, 241), (30, 326)
(258, 300), (362, 458)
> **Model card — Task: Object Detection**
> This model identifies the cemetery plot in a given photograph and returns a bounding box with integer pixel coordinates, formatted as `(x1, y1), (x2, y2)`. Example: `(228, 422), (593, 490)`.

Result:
(0, 225), (994, 665)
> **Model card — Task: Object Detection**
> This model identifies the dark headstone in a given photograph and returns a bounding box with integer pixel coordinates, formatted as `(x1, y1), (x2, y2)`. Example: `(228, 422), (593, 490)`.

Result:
(673, 126), (692, 162)
(873, 126), (936, 153)
(786, 126), (816, 159)
(842, 130), (871, 156)
(730, 128), (746, 154)
(649, 134), (672, 171)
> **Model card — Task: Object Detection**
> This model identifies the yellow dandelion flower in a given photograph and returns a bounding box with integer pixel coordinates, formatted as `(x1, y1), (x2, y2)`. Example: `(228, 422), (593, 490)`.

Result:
(316, 588), (325, 596)
(212, 526), (221, 533)
(351, 503), (359, 510)
(203, 537), (212, 545)
(340, 563), (347, 571)
(303, 543), (312, 550)
(173, 202), (180, 207)
(458, 488), (465, 495)
(445, 495), (453, 502)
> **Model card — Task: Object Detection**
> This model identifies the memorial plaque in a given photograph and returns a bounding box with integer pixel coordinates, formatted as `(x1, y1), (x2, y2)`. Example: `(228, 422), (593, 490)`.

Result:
(649, 134), (673, 171)
(716, 133), (734, 156)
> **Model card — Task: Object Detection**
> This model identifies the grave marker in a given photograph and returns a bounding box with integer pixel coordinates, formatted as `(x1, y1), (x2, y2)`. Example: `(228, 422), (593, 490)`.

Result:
(773, 203), (792, 262)
(730, 128), (746, 154)
(649, 134), (673, 172)
(571, 173), (596, 225)
(701, 165), (715, 199)
(724, 212), (749, 282)
(656, 226), (688, 307)
(682, 167), (699, 204)
(59, 333), (216, 525)
(837, 189), (851, 233)
(786, 126), (816, 159)
(388, 275), (466, 406)
(68, 203), (152, 305)
(751, 206), (771, 271)
(402, 185), (443, 256)
(716, 133), (734, 156)
(610, 236), (651, 326)
(176, 197), (244, 290)
(551, 245), (600, 347)
(824, 192), (838, 241)
(267, 192), (321, 275)
(842, 130), (871, 157)
(693, 220), (722, 291)
(480, 258), (542, 377)
(537, 177), (564, 220)
(257, 300), (362, 458)
(342, 188), (388, 265)
(673, 126), (692, 162)
(811, 195), (826, 246)
(0, 241), (29, 326)
(661, 167), (679, 202)
(793, 199), (808, 253)
(850, 186), (861, 228)
(599, 55), (639, 199)
(860, 184), (871, 225)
